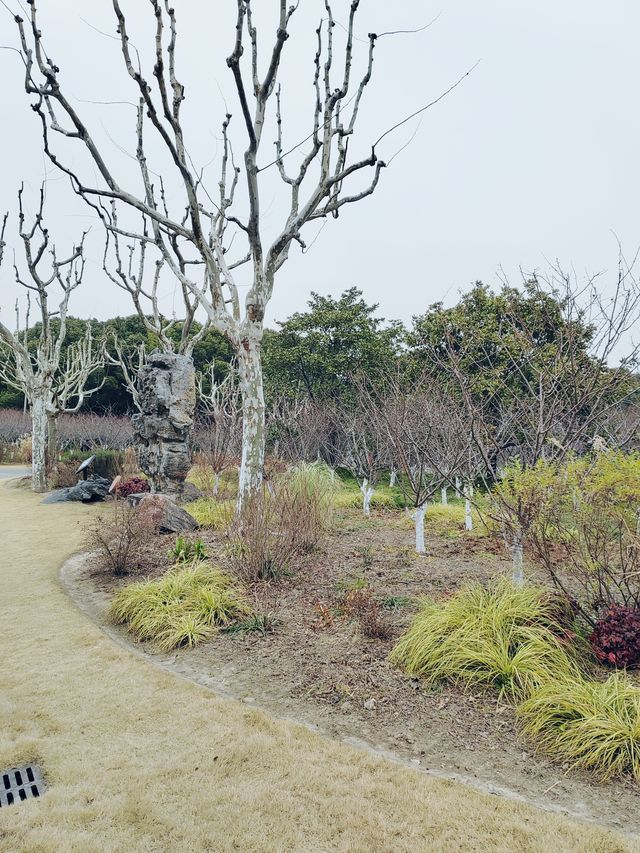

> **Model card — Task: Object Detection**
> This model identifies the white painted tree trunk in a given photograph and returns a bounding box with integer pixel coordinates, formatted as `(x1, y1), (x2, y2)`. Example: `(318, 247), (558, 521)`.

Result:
(213, 473), (221, 496)
(31, 394), (48, 493)
(237, 336), (265, 512)
(455, 477), (461, 498)
(360, 479), (374, 516)
(389, 469), (397, 488)
(441, 486), (448, 506)
(464, 484), (474, 531)
(414, 503), (427, 554)
(511, 532), (524, 586)
(47, 412), (59, 469)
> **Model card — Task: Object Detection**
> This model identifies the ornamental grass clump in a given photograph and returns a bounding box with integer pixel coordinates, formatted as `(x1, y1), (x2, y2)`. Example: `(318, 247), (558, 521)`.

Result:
(109, 563), (249, 651)
(390, 579), (580, 701)
(277, 461), (338, 551)
(517, 673), (640, 781)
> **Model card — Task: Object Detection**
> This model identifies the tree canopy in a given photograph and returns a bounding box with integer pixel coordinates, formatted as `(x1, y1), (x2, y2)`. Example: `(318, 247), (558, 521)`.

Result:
(262, 288), (403, 402)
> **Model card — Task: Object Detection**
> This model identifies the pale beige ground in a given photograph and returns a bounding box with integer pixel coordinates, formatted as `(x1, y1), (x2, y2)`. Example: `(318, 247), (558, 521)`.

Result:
(0, 471), (636, 853)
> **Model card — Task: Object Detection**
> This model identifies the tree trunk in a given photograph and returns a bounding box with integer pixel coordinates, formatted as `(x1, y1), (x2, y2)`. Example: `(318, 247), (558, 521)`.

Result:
(389, 469), (397, 488)
(360, 479), (374, 516)
(441, 486), (448, 506)
(31, 394), (48, 493)
(414, 503), (427, 554)
(464, 484), (474, 531)
(511, 531), (524, 585)
(455, 476), (461, 498)
(237, 336), (265, 512)
(47, 412), (59, 469)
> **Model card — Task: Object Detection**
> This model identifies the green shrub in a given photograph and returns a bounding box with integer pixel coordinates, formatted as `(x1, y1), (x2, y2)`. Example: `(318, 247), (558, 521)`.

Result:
(109, 563), (249, 651)
(490, 451), (640, 620)
(517, 673), (640, 780)
(61, 448), (126, 480)
(390, 579), (581, 701)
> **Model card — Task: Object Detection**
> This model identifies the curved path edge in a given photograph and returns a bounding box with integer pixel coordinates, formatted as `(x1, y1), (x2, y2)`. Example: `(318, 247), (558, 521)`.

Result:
(59, 548), (633, 838)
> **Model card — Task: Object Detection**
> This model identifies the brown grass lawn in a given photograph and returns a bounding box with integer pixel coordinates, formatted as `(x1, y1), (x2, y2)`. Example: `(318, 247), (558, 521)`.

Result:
(0, 471), (636, 852)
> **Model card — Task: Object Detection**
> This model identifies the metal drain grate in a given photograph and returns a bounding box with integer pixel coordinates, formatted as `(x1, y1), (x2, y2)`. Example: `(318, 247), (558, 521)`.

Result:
(0, 765), (45, 807)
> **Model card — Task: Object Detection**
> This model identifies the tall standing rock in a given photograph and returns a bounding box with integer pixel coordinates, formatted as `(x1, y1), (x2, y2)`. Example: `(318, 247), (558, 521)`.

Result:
(132, 352), (196, 496)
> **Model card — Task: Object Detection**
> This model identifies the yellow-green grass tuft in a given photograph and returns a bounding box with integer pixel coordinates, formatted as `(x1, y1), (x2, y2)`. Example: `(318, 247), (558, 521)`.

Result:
(395, 502), (488, 536)
(390, 579), (580, 701)
(278, 460), (340, 515)
(109, 562), (249, 651)
(517, 672), (640, 781)
(334, 488), (398, 510)
(187, 498), (234, 529)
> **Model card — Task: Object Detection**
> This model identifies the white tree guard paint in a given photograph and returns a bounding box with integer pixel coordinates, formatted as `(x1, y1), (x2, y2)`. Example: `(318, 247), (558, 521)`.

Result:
(441, 486), (448, 506)
(464, 484), (474, 531)
(414, 503), (427, 554)
(360, 479), (375, 516)
(455, 477), (461, 498)
(389, 469), (397, 488)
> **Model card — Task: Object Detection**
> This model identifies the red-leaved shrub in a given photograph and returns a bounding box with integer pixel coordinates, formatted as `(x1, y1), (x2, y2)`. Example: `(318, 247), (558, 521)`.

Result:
(116, 476), (151, 497)
(590, 605), (640, 669)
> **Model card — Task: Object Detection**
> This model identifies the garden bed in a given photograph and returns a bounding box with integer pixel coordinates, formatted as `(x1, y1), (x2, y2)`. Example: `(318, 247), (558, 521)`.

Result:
(61, 505), (640, 836)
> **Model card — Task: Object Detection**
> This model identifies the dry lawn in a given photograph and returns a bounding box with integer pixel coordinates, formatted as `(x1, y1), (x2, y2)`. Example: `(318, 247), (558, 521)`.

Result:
(0, 471), (636, 853)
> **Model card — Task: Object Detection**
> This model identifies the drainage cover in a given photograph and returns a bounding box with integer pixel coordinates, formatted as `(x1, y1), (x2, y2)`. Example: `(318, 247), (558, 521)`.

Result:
(0, 765), (45, 807)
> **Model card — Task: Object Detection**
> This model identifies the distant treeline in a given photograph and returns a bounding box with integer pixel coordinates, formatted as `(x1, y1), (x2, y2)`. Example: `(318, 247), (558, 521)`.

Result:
(1, 282), (638, 414)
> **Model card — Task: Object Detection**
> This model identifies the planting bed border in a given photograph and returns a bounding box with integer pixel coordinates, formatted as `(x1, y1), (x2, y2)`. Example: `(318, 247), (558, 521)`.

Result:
(59, 549), (640, 839)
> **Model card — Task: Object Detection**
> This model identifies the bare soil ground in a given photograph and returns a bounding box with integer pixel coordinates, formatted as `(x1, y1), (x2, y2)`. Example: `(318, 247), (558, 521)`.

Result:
(63, 504), (640, 838)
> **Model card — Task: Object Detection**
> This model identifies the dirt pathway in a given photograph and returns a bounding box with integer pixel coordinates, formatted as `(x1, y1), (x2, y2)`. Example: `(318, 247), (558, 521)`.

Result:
(0, 478), (636, 852)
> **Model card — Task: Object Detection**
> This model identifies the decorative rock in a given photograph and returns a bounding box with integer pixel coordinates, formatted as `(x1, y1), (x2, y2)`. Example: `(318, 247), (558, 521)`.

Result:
(363, 698), (377, 711)
(179, 481), (201, 504)
(42, 476), (112, 504)
(132, 352), (196, 496)
(133, 493), (199, 533)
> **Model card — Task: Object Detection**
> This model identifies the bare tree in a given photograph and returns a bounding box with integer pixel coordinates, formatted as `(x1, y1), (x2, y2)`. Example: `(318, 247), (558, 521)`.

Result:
(430, 266), (640, 580)
(102, 213), (211, 359)
(0, 189), (103, 491)
(195, 361), (242, 495)
(266, 395), (333, 464)
(331, 391), (389, 516)
(104, 330), (148, 413)
(14, 1), (426, 509)
(595, 401), (640, 451)
(359, 371), (468, 552)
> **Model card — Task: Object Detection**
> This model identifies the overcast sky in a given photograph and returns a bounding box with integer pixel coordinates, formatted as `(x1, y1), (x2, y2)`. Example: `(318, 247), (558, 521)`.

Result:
(0, 1), (639, 331)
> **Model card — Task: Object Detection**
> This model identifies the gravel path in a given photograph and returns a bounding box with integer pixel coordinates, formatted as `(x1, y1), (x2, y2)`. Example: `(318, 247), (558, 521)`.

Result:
(0, 465), (30, 479)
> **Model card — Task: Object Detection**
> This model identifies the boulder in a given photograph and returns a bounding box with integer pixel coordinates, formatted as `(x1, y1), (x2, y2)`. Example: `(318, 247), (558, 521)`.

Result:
(42, 476), (112, 504)
(130, 493), (199, 534)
